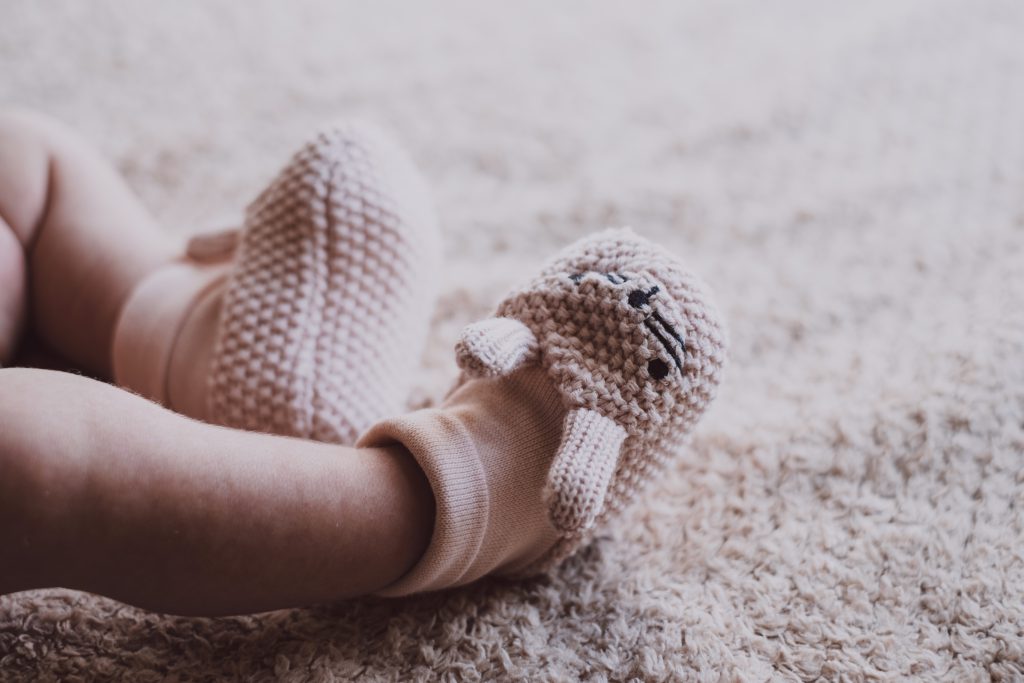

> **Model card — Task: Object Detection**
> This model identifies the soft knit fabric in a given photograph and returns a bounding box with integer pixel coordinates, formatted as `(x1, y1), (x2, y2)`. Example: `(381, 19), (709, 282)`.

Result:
(360, 229), (727, 596)
(113, 122), (441, 442)
(361, 366), (564, 596)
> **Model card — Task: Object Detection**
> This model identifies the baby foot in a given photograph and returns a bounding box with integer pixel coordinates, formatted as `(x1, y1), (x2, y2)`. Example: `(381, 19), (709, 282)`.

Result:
(359, 228), (727, 595)
(113, 122), (441, 443)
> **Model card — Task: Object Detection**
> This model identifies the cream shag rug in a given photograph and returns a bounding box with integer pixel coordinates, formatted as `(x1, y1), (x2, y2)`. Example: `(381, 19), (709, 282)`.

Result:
(2, 1), (1024, 680)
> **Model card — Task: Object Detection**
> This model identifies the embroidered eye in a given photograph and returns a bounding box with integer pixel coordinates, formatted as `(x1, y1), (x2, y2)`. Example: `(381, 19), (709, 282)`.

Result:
(647, 358), (670, 380)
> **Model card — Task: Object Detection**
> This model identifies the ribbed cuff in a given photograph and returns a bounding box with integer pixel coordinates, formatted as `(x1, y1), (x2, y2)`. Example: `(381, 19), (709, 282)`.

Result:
(112, 259), (225, 406)
(357, 409), (489, 597)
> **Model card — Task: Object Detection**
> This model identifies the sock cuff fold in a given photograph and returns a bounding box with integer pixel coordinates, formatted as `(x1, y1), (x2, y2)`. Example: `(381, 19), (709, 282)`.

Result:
(112, 258), (226, 406)
(358, 409), (490, 596)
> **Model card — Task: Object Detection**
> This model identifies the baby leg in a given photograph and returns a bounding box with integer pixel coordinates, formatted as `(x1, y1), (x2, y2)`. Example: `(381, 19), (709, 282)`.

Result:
(0, 367), (433, 615)
(0, 110), (175, 373)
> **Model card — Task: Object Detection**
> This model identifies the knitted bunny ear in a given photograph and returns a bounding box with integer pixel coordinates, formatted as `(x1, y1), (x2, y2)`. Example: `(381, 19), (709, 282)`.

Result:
(545, 408), (627, 534)
(455, 317), (539, 378)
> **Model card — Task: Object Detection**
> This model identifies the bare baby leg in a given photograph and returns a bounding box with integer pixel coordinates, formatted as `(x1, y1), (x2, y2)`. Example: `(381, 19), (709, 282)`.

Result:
(0, 367), (433, 616)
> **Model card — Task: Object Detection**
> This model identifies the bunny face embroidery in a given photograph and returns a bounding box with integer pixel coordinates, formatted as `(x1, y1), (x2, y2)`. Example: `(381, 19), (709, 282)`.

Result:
(454, 229), (727, 544)
(536, 269), (691, 425)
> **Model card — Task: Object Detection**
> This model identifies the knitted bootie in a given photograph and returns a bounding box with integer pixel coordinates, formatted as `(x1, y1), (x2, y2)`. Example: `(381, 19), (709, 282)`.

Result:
(113, 122), (441, 443)
(359, 228), (727, 595)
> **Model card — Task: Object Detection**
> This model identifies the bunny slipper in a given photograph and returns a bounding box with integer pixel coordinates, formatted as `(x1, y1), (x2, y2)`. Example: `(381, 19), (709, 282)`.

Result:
(113, 122), (441, 443)
(359, 228), (726, 595)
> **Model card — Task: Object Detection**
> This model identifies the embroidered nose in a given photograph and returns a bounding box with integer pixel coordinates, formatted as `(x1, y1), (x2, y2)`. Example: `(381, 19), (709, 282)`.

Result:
(628, 286), (659, 309)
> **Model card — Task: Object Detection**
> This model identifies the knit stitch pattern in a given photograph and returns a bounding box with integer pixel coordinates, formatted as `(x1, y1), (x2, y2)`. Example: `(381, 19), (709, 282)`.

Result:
(457, 228), (727, 571)
(545, 408), (628, 534)
(452, 229), (724, 573)
(453, 317), (538, 378)
(207, 122), (441, 443)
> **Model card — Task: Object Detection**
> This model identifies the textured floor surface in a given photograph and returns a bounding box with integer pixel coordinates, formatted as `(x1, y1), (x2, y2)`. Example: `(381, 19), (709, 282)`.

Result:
(2, 1), (1024, 680)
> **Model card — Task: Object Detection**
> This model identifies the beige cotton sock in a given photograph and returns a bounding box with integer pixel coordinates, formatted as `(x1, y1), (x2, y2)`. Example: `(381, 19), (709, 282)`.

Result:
(113, 121), (441, 443)
(359, 228), (727, 596)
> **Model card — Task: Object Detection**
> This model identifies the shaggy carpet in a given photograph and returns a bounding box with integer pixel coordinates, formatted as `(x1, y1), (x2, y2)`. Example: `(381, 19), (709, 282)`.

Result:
(2, 0), (1024, 680)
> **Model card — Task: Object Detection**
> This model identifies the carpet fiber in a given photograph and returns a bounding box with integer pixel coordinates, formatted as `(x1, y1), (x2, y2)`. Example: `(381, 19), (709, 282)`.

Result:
(2, 1), (1024, 680)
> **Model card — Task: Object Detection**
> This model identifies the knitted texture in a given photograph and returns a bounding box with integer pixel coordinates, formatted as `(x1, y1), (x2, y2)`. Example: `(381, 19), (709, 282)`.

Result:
(359, 365), (566, 596)
(204, 122), (441, 442)
(544, 407), (627, 533)
(453, 317), (538, 378)
(361, 229), (726, 595)
(470, 227), (727, 566)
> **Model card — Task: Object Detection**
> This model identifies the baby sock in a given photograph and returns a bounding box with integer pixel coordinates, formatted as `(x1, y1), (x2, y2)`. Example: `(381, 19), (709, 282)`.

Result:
(113, 122), (441, 443)
(359, 228), (727, 596)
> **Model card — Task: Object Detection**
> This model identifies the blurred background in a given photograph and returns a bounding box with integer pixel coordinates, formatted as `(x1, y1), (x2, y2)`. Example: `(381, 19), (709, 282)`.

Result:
(2, 1), (1023, 679)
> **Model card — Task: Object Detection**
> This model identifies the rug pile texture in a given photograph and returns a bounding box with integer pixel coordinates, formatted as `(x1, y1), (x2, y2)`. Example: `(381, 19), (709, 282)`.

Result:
(2, 1), (1023, 680)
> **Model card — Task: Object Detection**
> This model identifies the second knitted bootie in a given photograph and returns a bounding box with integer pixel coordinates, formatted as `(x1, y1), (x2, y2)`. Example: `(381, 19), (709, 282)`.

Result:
(113, 122), (441, 443)
(360, 228), (727, 595)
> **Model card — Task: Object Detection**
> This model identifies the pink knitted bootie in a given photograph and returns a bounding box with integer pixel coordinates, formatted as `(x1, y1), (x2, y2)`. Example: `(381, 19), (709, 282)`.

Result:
(360, 228), (727, 595)
(113, 122), (441, 443)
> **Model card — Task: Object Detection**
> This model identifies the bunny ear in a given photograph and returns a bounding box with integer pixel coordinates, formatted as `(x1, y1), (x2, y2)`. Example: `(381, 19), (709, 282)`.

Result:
(545, 408), (627, 534)
(455, 317), (540, 378)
